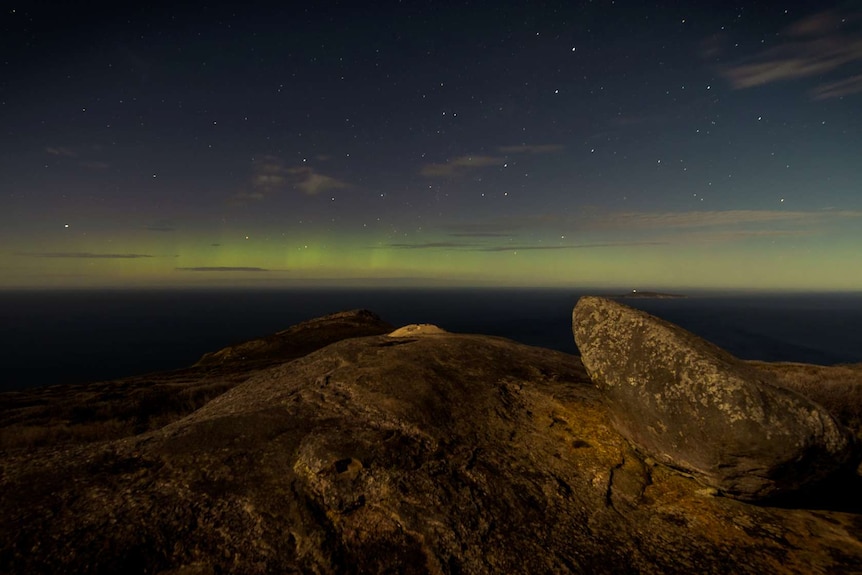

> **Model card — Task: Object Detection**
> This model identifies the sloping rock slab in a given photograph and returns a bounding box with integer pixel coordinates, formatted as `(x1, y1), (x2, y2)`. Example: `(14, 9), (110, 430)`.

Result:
(2, 332), (862, 573)
(573, 296), (856, 501)
(0, 309), (395, 450)
(195, 309), (394, 367)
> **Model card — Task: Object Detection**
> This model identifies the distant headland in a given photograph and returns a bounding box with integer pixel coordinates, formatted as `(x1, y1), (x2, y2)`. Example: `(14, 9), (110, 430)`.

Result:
(612, 290), (687, 299)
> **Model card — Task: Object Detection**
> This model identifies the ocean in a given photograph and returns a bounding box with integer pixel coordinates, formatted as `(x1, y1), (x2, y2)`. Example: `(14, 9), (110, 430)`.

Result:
(2, 288), (861, 392)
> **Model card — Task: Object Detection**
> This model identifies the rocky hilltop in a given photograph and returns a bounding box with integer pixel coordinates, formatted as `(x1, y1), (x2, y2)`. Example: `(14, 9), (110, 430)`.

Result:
(1, 305), (861, 574)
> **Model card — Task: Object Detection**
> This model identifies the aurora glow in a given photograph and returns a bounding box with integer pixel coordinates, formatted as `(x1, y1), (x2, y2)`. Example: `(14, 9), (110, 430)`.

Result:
(2, 1), (861, 290)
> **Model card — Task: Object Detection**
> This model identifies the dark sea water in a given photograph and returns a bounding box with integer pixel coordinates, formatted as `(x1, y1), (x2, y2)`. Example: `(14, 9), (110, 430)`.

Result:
(1, 288), (861, 392)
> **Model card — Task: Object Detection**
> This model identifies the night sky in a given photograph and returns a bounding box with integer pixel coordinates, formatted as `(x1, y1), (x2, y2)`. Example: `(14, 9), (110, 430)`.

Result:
(3, 1), (861, 290)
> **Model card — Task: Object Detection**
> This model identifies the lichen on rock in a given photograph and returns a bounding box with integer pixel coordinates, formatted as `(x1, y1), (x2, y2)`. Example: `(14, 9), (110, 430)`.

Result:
(572, 295), (857, 502)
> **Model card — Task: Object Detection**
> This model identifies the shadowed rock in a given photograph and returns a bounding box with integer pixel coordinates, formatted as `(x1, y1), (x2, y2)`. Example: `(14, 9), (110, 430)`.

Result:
(572, 296), (857, 501)
(195, 309), (394, 367)
(0, 309), (395, 450)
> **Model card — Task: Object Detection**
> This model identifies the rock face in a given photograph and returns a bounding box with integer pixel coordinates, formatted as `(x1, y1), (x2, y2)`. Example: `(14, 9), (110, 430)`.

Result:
(572, 296), (857, 501)
(195, 309), (394, 367)
(0, 309), (394, 451)
(388, 323), (448, 337)
(1, 312), (861, 573)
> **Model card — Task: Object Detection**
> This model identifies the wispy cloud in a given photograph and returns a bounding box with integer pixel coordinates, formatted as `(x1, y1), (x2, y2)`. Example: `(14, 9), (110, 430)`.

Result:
(810, 73), (862, 99)
(144, 221), (176, 232)
(252, 157), (288, 193)
(232, 191), (266, 203)
(231, 156), (287, 203)
(176, 266), (270, 272)
(441, 215), (559, 235)
(448, 232), (513, 238)
(45, 146), (78, 157)
(382, 240), (666, 252)
(386, 242), (479, 250)
(79, 161), (110, 170)
(473, 242), (666, 252)
(24, 252), (154, 259)
(431, 209), (858, 249)
(718, 8), (862, 98)
(587, 209), (862, 230)
(498, 144), (563, 154)
(234, 156), (349, 202)
(285, 166), (349, 195)
(676, 229), (813, 242)
(420, 145), (562, 178)
(44, 146), (111, 170)
(420, 155), (503, 178)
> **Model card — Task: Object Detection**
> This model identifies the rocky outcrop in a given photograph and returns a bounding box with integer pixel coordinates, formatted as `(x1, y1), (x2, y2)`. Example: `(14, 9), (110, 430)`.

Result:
(0, 309), (394, 450)
(388, 323), (448, 336)
(573, 296), (857, 502)
(2, 315), (861, 573)
(195, 309), (394, 367)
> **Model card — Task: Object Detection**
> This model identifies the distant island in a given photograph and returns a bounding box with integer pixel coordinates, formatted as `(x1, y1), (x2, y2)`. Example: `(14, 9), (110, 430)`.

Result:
(613, 290), (687, 299)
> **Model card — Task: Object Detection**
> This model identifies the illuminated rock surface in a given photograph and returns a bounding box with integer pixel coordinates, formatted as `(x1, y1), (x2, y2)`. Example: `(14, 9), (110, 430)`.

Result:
(573, 296), (857, 501)
(1, 310), (861, 574)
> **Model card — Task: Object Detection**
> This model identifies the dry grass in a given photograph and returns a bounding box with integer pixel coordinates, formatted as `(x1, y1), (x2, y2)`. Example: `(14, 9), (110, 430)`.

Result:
(750, 361), (862, 436)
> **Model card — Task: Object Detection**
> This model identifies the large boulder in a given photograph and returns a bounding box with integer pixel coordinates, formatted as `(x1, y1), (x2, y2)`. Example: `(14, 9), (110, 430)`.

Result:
(572, 296), (857, 501)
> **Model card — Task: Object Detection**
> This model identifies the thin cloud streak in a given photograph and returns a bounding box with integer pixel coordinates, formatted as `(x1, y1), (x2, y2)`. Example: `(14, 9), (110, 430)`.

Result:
(382, 241), (666, 252)
(421, 144), (562, 177)
(810, 73), (862, 99)
(431, 210), (856, 249)
(474, 242), (666, 252)
(386, 242), (478, 249)
(44, 146), (110, 170)
(420, 155), (503, 177)
(233, 191), (266, 203)
(79, 161), (110, 170)
(23, 252), (154, 259)
(176, 266), (270, 272)
(448, 232), (514, 238)
(498, 144), (563, 154)
(718, 8), (862, 98)
(286, 166), (350, 195)
(144, 221), (176, 232)
(44, 146), (77, 157)
(587, 210), (862, 230)
(233, 156), (350, 203)
(661, 229), (813, 243)
(441, 215), (559, 235)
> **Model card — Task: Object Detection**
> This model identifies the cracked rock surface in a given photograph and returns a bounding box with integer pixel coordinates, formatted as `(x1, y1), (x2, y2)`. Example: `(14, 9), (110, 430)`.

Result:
(573, 296), (857, 502)
(2, 313), (862, 573)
